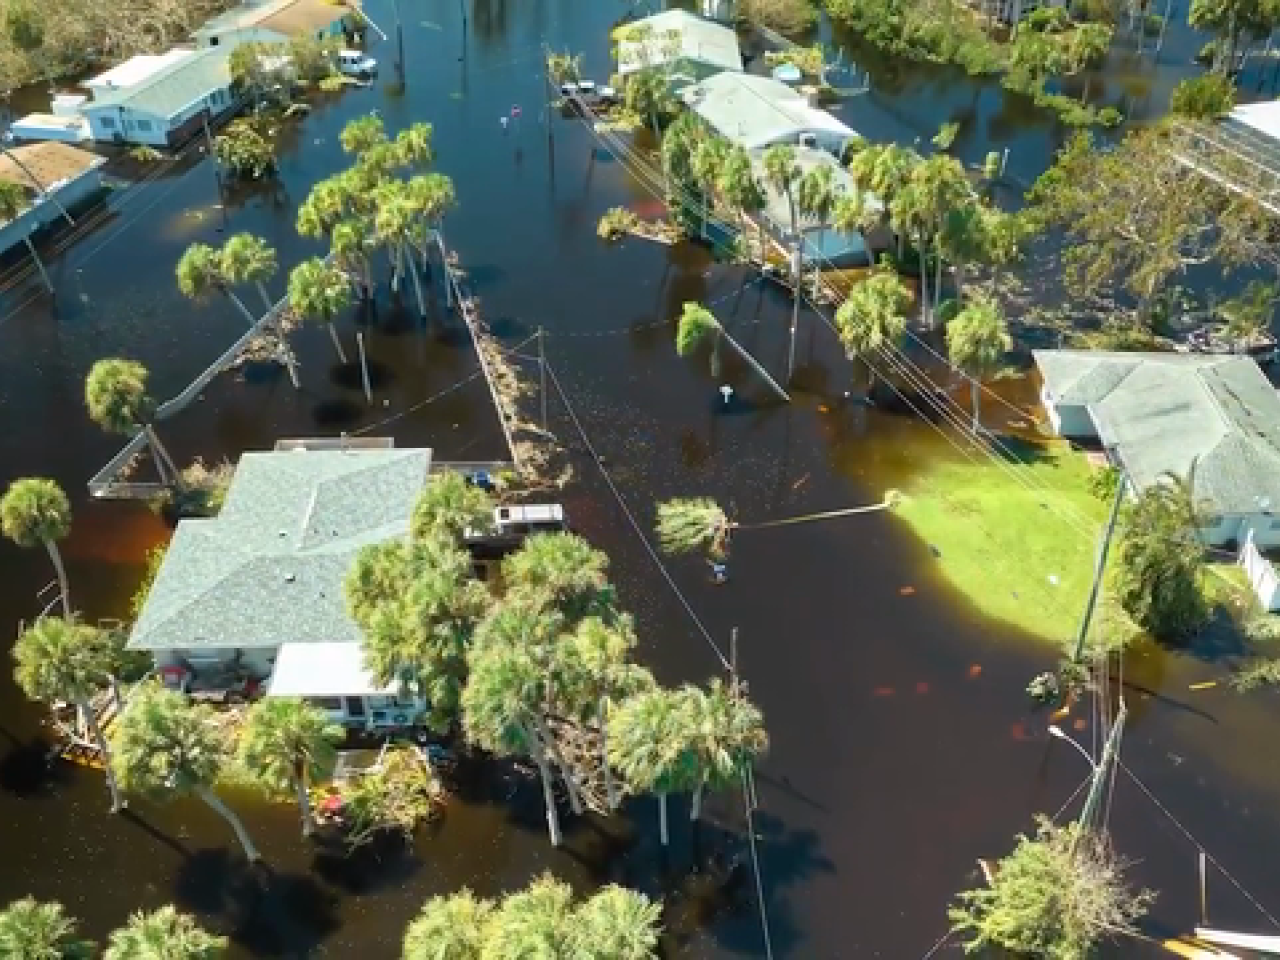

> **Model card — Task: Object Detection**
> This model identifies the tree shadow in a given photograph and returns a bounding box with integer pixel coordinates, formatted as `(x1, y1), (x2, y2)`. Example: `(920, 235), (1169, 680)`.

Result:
(119, 807), (192, 859)
(311, 398), (364, 428)
(989, 434), (1055, 466)
(174, 849), (340, 956)
(329, 359), (394, 392)
(310, 830), (424, 896)
(0, 729), (65, 798)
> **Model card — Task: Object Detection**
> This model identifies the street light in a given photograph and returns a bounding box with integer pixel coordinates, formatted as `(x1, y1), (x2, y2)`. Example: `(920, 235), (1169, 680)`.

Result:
(1048, 724), (1097, 771)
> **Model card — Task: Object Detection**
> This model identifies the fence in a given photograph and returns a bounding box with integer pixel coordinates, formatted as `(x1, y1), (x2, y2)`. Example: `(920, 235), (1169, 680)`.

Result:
(1239, 529), (1280, 612)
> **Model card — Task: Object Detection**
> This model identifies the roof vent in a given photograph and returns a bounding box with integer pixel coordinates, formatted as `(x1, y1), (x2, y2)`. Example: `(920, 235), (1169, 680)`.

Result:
(284, 572), (296, 583)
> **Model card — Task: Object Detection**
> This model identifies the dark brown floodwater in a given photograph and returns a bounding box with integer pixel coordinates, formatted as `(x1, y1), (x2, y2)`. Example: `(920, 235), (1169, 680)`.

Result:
(2, 1), (1279, 957)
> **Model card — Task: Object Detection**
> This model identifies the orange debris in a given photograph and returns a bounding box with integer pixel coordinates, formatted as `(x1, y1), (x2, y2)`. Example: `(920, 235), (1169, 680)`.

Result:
(899, 586), (916, 596)
(915, 681), (930, 694)
(872, 686), (896, 697)
(967, 664), (983, 678)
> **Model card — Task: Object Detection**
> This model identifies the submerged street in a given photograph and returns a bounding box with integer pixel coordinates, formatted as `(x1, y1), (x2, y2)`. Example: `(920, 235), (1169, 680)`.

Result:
(1, 0), (1279, 956)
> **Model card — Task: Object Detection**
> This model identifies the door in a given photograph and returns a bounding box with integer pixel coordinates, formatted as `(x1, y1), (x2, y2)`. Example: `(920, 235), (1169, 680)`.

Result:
(345, 696), (366, 719)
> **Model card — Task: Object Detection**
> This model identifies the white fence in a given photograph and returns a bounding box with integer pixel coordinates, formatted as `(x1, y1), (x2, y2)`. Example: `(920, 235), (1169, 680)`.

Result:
(1239, 529), (1280, 612)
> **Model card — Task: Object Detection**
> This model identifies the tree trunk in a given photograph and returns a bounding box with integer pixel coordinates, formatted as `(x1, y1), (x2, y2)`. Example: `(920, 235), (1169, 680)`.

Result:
(44, 540), (71, 618)
(723, 328), (791, 401)
(934, 237), (944, 320)
(756, 218), (767, 271)
(255, 282), (273, 313)
(599, 697), (618, 810)
(197, 786), (261, 862)
(327, 323), (349, 363)
(296, 762), (313, 837)
(917, 236), (930, 328)
(691, 780), (704, 821)
(658, 791), (669, 846)
(536, 717), (583, 816)
(970, 378), (981, 433)
(390, 245), (403, 293)
(407, 252), (428, 321)
(531, 744), (563, 847)
(79, 694), (122, 812)
(225, 290), (259, 330)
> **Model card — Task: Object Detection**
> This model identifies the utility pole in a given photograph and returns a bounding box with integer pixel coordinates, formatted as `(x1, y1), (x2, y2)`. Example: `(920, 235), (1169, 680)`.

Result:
(393, 0), (405, 88)
(1072, 465), (1126, 662)
(1076, 703), (1127, 838)
(538, 326), (548, 430)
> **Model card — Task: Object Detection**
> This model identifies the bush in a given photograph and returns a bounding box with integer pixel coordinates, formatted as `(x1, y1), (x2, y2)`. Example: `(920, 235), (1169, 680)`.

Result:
(597, 206), (640, 241)
(1088, 464), (1120, 502)
(153, 458), (234, 519)
(1169, 73), (1235, 120)
(764, 43), (824, 76)
(130, 545), (167, 620)
(214, 119), (276, 179)
(738, 0), (818, 35)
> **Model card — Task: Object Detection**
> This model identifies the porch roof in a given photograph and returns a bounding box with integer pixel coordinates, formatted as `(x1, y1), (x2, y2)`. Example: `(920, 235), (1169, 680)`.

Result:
(266, 641), (394, 698)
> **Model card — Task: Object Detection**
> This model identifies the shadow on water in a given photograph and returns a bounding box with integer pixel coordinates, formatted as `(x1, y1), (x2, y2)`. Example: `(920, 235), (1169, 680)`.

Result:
(311, 832), (424, 896)
(330, 359), (394, 392)
(0, 729), (63, 798)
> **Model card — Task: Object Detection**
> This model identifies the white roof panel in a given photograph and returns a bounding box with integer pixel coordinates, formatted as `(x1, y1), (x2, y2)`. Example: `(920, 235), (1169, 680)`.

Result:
(267, 642), (393, 698)
(86, 49), (195, 91)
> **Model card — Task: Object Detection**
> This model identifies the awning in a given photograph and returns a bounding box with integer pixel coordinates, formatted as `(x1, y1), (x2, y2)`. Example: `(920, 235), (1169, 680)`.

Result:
(266, 642), (394, 698)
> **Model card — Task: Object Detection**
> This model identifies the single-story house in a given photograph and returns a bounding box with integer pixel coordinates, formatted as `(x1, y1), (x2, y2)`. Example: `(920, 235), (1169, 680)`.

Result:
(83, 48), (198, 100)
(679, 72), (857, 156)
(1034, 350), (1280, 547)
(81, 47), (235, 147)
(615, 9), (742, 91)
(750, 145), (882, 268)
(193, 0), (358, 49)
(128, 445), (433, 728)
(0, 143), (106, 257)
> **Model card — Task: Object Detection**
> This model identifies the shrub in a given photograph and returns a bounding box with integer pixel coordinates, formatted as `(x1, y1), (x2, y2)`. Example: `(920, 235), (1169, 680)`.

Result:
(598, 206), (640, 241)
(1169, 73), (1235, 120)
(737, 0), (818, 35)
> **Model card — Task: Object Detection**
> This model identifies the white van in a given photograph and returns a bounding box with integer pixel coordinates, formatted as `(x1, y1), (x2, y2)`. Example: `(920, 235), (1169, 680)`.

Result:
(337, 50), (378, 76)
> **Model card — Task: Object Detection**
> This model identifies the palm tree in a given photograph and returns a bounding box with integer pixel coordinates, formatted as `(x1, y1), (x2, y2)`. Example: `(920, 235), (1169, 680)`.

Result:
(608, 687), (697, 846)
(176, 243), (257, 329)
(847, 143), (920, 260)
(288, 256), (353, 363)
(502, 532), (613, 623)
(13, 617), (123, 811)
(718, 146), (767, 266)
(656, 497), (730, 559)
(569, 886), (662, 960)
(893, 154), (972, 328)
(104, 906), (226, 960)
(1, 476), (73, 617)
(794, 162), (837, 377)
(0, 898), (92, 958)
(373, 180), (429, 318)
(408, 172), (457, 276)
(410, 470), (494, 542)
(762, 144), (803, 362)
(332, 218), (376, 298)
(347, 535), (490, 732)
(684, 678), (768, 821)
(394, 122), (434, 171)
(219, 233), (277, 312)
(690, 137), (727, 239)
(85, 358), (178, 486)
(834, 267), (911, 395)
(402, 888), (494, 960)
(297, 176), (354, 240)
(340, 112), (388, 156)
(945, 297), (1011, 432)
(237, 698), (343, 837)
(462, 603), (572, 845)
(484, 873), (575, 955)
(676, 301), (790, 402)
(110, 682), (261, 862)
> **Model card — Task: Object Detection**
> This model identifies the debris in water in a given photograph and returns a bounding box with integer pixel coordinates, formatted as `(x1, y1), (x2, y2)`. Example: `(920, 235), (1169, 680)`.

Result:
(1072, 717), (1087, 731)
(899, 585), (915, 596)
(1188, 681), (1217, 691)
(872, 686), (895, 697)
(817, 404), (829, 413)
(968, 664), (983, 678)
(421, 19), (442, 29)
(915, 681), (929, 694)
(791, 473), (810, 491)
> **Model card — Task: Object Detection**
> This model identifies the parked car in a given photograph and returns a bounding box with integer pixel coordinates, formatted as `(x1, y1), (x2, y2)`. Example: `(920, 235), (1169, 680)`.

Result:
(337, 50), (378, 77)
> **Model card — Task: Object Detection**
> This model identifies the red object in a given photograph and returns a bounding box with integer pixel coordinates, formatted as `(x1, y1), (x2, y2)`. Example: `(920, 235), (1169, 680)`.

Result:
(159, 665), (187, 688)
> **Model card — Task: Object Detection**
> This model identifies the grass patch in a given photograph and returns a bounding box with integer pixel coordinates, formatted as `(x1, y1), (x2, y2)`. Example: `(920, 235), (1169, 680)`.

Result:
(893, 437), (1106, 644)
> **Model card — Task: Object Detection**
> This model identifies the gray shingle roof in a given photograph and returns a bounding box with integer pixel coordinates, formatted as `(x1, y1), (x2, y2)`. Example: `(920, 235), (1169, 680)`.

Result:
(749, 145), (881, 238)
(129, 448), (431, 651)
(1034, 350), (1280, 516)
(617, 9), (742, 77)
(90, 48), (231, 118)
(678, 72), (854, 151)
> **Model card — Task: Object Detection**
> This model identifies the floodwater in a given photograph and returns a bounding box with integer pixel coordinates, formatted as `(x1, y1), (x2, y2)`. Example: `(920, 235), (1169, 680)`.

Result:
(2, 1), (1280, 957)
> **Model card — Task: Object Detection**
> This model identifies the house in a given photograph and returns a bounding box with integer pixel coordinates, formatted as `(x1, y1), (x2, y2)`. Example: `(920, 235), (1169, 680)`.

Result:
(1034, 350), (1280, 547)
(0, 143), (106, 257)
(615, 9), (742, 91)
(128, 445), (433, 727)
(750, 145), (882, 267)
(80, 47), (235, 147)
(193, 0), (358, 49)
(679, 72), (857, 156)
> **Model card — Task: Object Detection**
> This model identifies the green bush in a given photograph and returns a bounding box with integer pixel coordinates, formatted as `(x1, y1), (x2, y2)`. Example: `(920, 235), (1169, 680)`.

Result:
(1169, 73), (1235, 120)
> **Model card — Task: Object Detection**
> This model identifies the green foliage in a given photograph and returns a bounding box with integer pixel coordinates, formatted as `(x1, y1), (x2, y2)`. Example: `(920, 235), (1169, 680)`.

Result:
(502, 532), (613, 622)
(598, 206), (641, 241)
(1, 476), (71, 549)
(86, 357), (155, 435)
(288, 33), (342, 86)
(338, 744), (444, 849)
(176, 243), (225, 301)
(154, 459), (233, 520)
(764, 43), (825, 76)
(130, 546), (167, 621)
(1230, 657), (1280, 691)
(1189, 0), (1280, 71)
(1217, 278), (1277, 337)
(214, 119), (276, 179)
(607, 687), (700, 796)
(104, 906), (227, 960)
(12, 617), (112, 709)
(402, 887), (493, 959)
(675, 301), (720, 357)
(109, 682), (227, 800)
(1170, 73), (1236, 118)
(946, 296), (1010, 378)
(835, 266), (911, 361)
(346, 534), (490, 731)
(0, 898), (93, 959)
(933, 121), (960, 151)
(655, 497), (730, 557)
(950, 817), (1152, 957)
(410, 471), (495, 543)
(288, 256), (353, 325)
(0, 179), (29, 222)
(237, 698), (342, 798)
(1113, 476), (1209, 642)
(545, 49), (582, 86)
(1087, 465), (1121, 503)
(737, 0), (819, 34)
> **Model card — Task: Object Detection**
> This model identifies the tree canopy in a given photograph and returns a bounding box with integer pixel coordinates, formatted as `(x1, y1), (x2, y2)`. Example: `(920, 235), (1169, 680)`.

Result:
(103, 906), (227, 960)
(1, 476), (71, 550)
(86, 358), (155, 435)
(0, 897), (92, 959)
(410, 471), (494, 543)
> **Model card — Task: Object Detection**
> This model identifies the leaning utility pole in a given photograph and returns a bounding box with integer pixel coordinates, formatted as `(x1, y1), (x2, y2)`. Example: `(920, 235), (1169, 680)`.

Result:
(1072, 465), (1126, 662)
(1077, 702), (1127, 838)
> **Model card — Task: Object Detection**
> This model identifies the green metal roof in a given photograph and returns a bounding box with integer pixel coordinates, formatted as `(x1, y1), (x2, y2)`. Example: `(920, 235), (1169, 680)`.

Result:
(1035, 350), (1280, 515)
(128, 448), (431, 651)
(90, 48), (232, 119)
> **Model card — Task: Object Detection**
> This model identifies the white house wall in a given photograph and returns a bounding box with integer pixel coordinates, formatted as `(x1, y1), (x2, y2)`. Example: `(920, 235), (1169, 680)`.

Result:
(82, 83), (234, 146)
(0, 167), (104, 256)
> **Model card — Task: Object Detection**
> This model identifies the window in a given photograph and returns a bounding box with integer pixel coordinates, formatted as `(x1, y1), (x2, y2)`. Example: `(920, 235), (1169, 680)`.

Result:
(209, 35), (220, 46)
(310, 696), (342, 711)
(135, 118), (152, 131)
(99, 116), (116, 130)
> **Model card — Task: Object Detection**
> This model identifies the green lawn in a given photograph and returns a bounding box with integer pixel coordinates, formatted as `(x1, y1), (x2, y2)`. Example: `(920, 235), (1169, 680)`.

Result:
(893, 438), (1108, 646)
